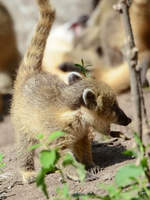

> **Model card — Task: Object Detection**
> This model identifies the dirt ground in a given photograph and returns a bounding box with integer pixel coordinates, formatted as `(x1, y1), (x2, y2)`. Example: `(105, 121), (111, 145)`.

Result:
(0, 0), (150, 199)
(0, 91), (150, 200)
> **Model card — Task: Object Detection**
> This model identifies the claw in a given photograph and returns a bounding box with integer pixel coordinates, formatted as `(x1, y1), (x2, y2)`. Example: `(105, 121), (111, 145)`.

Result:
(85, 171), (99, 182)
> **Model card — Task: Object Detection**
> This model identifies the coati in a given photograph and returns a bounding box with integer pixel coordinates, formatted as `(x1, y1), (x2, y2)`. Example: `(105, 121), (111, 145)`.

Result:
(83, 0), (150, 91)
(42, 14), (90, 84)
(0, 2), (20, 116)
(11, 0), (131, 183)
(92, 0), (101, 10)
(42, 0), (150, 93)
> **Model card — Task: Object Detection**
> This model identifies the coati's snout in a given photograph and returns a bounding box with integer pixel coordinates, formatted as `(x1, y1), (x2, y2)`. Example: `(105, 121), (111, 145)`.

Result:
(115, 105), (132, 126)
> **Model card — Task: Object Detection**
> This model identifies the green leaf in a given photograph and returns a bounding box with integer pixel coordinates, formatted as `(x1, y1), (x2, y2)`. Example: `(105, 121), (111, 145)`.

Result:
(36, 133), (44, 140)
(81, 196), (88, 200)
(62, 153), (74, 166)
(115, 164), (144, 187)
(76, 162), (86, 182)
(106, 185), (119, 197)
(123, 150), (137, 158)
(36, 168), (49, 199)
(0, 163), (5, 168)
(40, 149), (59, 170)
(100, 184), (120, 198)
(63, 153), (86, 182)
(140, 157), (148, 169)
(134, 133), (145, 155)
(28, 143), (42, 151)
(0, 153), (3, 162)
(75, 59), (89, 77)
(48, 131), (65, 142)
(0, 153), (5, 170)
(62, 184), (70, 198)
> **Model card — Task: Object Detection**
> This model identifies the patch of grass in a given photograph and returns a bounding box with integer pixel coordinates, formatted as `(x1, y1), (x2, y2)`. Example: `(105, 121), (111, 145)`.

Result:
(0, 153), (5, 172)
(31, 132), (150, 200)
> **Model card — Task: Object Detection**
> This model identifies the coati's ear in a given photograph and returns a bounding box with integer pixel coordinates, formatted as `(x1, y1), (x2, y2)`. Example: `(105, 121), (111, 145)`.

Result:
(82, 88), (97, 109)
(68, 72), (82, 85)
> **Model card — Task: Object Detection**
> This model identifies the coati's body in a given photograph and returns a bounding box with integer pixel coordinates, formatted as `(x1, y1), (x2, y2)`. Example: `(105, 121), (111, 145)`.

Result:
(11, 0), (131, 183)
(42, 0), (150, 93)
(90, 0), (150, 91)
(0, 2), (20, 114)
(42, 16), (91, 84)
(100, 0), (150, 64)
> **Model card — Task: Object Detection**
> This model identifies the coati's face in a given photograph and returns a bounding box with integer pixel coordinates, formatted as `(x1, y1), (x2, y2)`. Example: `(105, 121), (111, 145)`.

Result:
(62, 73), (131, 133)
(81, 81), (131, 127)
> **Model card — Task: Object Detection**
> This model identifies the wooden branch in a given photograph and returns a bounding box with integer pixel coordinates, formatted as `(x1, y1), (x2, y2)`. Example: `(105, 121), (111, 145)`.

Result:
(114, 0), (143, 138)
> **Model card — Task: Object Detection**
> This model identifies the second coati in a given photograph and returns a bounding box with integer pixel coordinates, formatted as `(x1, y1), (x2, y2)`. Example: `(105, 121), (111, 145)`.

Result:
(11, 0), (131, 183)
(42, 0), (150, 93)
(0, 1), (20, 116)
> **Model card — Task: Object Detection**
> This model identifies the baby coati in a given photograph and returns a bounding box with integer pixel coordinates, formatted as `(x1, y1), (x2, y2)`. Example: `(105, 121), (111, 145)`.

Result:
(11, 0), (131, 183)
(0, 2), (20, 116)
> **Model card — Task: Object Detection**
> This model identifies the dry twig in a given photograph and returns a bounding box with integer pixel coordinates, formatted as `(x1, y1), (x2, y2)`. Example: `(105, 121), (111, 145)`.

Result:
(114, 0), (150, 141)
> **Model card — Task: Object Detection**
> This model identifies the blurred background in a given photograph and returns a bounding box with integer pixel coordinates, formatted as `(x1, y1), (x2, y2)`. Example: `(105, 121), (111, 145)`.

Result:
(1, 0), (93, 54)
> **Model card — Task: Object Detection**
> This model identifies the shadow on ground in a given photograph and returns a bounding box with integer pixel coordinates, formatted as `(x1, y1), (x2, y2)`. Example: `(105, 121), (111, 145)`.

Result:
(92, 140), (133, 168)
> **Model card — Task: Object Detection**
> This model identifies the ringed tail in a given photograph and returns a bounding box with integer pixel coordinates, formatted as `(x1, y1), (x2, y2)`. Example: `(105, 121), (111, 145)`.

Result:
(17, 0), (55, 80)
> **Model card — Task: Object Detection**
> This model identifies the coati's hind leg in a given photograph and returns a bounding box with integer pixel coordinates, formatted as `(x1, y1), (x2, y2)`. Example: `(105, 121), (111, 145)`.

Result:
(17, 132), (36, 183)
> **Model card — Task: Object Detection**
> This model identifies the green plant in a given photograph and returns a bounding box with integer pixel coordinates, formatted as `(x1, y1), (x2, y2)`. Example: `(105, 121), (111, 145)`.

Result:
(75, 59), (91, 77)
(29, 131), (86, 199)
(32, 132), (150, 200)
(97, 133), (150, 200)
(0, 153), (5, 172)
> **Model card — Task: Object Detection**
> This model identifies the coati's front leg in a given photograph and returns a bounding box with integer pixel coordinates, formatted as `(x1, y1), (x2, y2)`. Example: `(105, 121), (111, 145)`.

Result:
(65, 133), (99, 182)
(64, 125), (99, 181)
(17, 132), (36, 183)
(72, 134), (94, 169)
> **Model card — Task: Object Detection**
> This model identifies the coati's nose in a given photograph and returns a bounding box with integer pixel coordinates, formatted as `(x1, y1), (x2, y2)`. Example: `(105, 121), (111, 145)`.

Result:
(116, 107), (132, 126)
(120, 116), (132, 126)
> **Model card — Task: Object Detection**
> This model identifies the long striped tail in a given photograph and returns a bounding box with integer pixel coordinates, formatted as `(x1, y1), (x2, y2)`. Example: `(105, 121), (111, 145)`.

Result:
(17, 0), (55, 81)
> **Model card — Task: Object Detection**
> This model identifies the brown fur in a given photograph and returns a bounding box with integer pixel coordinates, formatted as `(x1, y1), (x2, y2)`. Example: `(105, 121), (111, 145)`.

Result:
(0, 2), (20, 115)
(95, 0), (150, 91)
(49, 0), (150, 93)
(11, 0), (131, 183)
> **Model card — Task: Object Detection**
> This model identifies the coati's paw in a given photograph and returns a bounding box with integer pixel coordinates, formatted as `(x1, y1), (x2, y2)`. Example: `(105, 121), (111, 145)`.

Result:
(83, 165), (101, 182)
(85, 170), (99, 182)
(21, 170), (36, 184)
(87, 165), (101, 175)
(66, 170), (98, 182)
(64, 165), (81, 182)
(64, 165), (99, 182)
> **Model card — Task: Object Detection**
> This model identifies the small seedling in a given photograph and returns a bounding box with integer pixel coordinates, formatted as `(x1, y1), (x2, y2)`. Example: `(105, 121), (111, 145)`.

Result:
(75, 59), (91, 77)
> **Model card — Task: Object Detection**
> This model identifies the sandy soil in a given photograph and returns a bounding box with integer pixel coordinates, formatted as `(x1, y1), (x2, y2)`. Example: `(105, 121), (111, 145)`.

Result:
(0, 91), (150, 200)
